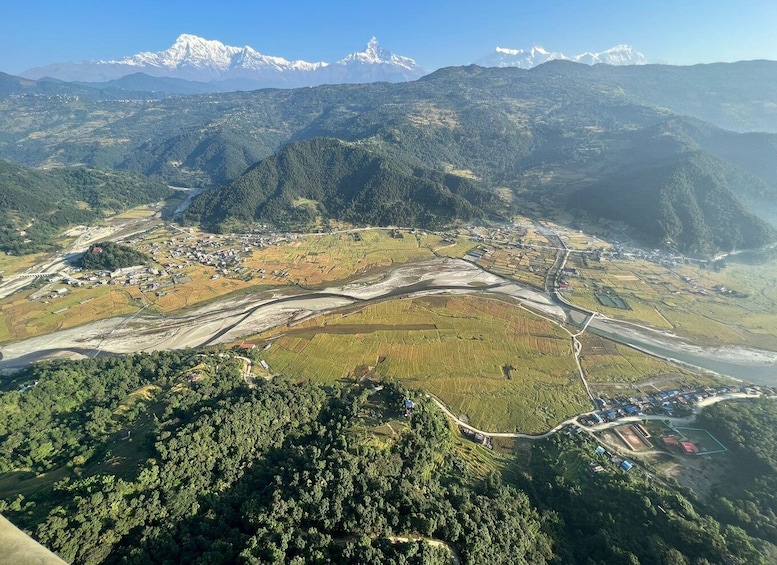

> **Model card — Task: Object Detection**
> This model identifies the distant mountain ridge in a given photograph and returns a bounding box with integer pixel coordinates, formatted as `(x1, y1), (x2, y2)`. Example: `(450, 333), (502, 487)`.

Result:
(18, 34), (649, 91)
(3, 61), (777, 255)
(20, 34), (425, 88)
(477, 44), (646, 69)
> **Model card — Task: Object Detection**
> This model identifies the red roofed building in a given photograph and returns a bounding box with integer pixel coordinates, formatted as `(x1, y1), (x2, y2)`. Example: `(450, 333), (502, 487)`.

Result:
(662, 436), (679, 446)
(680, 441), (700, 454)
(239, 343), (256, 350)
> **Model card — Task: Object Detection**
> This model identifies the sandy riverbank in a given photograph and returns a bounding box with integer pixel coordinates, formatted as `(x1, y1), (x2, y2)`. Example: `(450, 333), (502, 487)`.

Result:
(0, 259), (500, 370)
(3, 257), (777, 384)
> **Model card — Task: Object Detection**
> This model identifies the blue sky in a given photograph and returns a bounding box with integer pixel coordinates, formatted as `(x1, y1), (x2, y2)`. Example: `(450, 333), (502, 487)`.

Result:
(2, 0), (776, 74)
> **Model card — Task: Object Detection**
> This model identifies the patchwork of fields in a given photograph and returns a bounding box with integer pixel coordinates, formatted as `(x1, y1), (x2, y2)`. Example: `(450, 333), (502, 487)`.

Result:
(566, 255), (777, 351)
(255, 295), (590, 433)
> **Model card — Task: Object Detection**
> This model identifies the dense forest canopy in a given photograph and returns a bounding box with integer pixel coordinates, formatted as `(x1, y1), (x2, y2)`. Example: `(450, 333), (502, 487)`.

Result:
(0, 352), (773, 564)
(696, 400), (777, 546)
(184, 138), (507, 231)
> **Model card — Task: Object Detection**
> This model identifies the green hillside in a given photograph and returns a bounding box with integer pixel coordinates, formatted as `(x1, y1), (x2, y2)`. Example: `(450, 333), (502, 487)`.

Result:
(0, 351), (772, 564)
(184, 138), (507, 231)
(2, 63), (777, 254)
(569, 149), (776, 255)
(0, 161), (171, 254)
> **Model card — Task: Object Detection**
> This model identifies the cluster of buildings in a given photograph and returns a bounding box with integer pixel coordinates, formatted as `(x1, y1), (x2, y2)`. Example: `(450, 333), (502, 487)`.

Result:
(37, 265), (188, 298)
(145, 235), (249, 271)
(579, 385), (743, 426)
(591, 444), (634, 473)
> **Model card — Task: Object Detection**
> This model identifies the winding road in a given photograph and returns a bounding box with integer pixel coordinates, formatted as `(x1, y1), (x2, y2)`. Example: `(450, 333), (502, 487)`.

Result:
(428, 390), (763, 439)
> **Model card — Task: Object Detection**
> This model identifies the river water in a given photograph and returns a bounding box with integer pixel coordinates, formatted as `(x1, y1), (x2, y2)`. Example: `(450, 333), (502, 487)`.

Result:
(587, 323), (777, 386)
(2, 257), (776, 384)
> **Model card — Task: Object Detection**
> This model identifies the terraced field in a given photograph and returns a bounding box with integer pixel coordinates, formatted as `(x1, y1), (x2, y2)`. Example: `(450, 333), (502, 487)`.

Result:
(255, 294), (590, 433)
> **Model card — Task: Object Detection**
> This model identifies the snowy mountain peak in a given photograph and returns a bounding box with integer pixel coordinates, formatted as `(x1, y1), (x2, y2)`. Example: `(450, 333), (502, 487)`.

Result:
(105, 34), (329, 77)
(366, 36), (381, 53)
(479, 44), (646, 69)
(481, 45), (566, 69)
(597, 44), (647, 65)
(20, 33), (422, 87)
(337, 37), (419, 71)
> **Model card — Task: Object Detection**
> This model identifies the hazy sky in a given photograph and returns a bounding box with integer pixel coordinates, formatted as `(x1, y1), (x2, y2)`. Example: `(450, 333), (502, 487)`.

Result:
(2, 0), (776, 74)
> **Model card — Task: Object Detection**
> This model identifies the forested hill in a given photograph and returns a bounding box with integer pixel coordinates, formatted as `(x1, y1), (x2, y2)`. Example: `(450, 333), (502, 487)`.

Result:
(3, 62), (777, 253)
(697, 399), (777, 549)
(79, 242), (152, 271)
(0, 161), (171, 254)
(0, 351), (773, 564)
(569, 149), (777, 255)
(184, 138), (506, 231)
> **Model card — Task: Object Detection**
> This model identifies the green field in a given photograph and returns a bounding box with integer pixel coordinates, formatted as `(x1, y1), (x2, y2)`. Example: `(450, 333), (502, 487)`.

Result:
(579, 334), (695, 385)
(255, 294), (590, 434)
(566, 254), (777, 351)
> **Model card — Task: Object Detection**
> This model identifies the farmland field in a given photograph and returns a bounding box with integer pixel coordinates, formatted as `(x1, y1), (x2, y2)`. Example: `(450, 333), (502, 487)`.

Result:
(0, 285), (137, 343)
(0, 252), (46, 275)
(577, 333), (724, 395)
(238, 230), (434, 286)
(254, 294), (591, 433)
(579, 334), (692, 384)
(0, 228), (440, 342)
(566, 254), (777, 351)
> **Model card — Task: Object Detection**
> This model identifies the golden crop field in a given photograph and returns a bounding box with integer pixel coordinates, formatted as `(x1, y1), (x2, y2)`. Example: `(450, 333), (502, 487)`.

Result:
(111, 204), (162, 220)
(476, 247), (552, 289)
(241, 230), (433, 286)
(254, 294), (590, 434)
(134, 267), (254, 312)
(0, 286), (137, 342)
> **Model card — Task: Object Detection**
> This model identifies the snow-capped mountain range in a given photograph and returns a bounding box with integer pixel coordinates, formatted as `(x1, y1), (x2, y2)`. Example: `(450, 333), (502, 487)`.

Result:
(20, 34), (424, 87)
(117, 33), (327, 76)
(19, 34), (646, 92)
(476, 44), (646, 69)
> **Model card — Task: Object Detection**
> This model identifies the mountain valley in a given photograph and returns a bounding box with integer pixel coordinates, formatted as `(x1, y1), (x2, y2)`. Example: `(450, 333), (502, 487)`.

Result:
(3, 43), (777, 564)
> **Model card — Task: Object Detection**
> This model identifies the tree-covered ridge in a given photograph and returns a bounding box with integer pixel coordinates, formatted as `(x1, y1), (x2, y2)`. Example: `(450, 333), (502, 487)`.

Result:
(79, 241), (151, 271)
(569, 142), (777, 255)
(0, 161), (171, 254)
(696, 400), (777, 547)
(184, 137), (506, 231)
(0, 354), (552, 564)
(0, 352), (772, 564)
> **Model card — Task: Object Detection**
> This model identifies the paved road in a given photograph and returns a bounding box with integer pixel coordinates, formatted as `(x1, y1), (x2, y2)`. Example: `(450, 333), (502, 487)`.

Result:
(428, 392), (763, 440)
